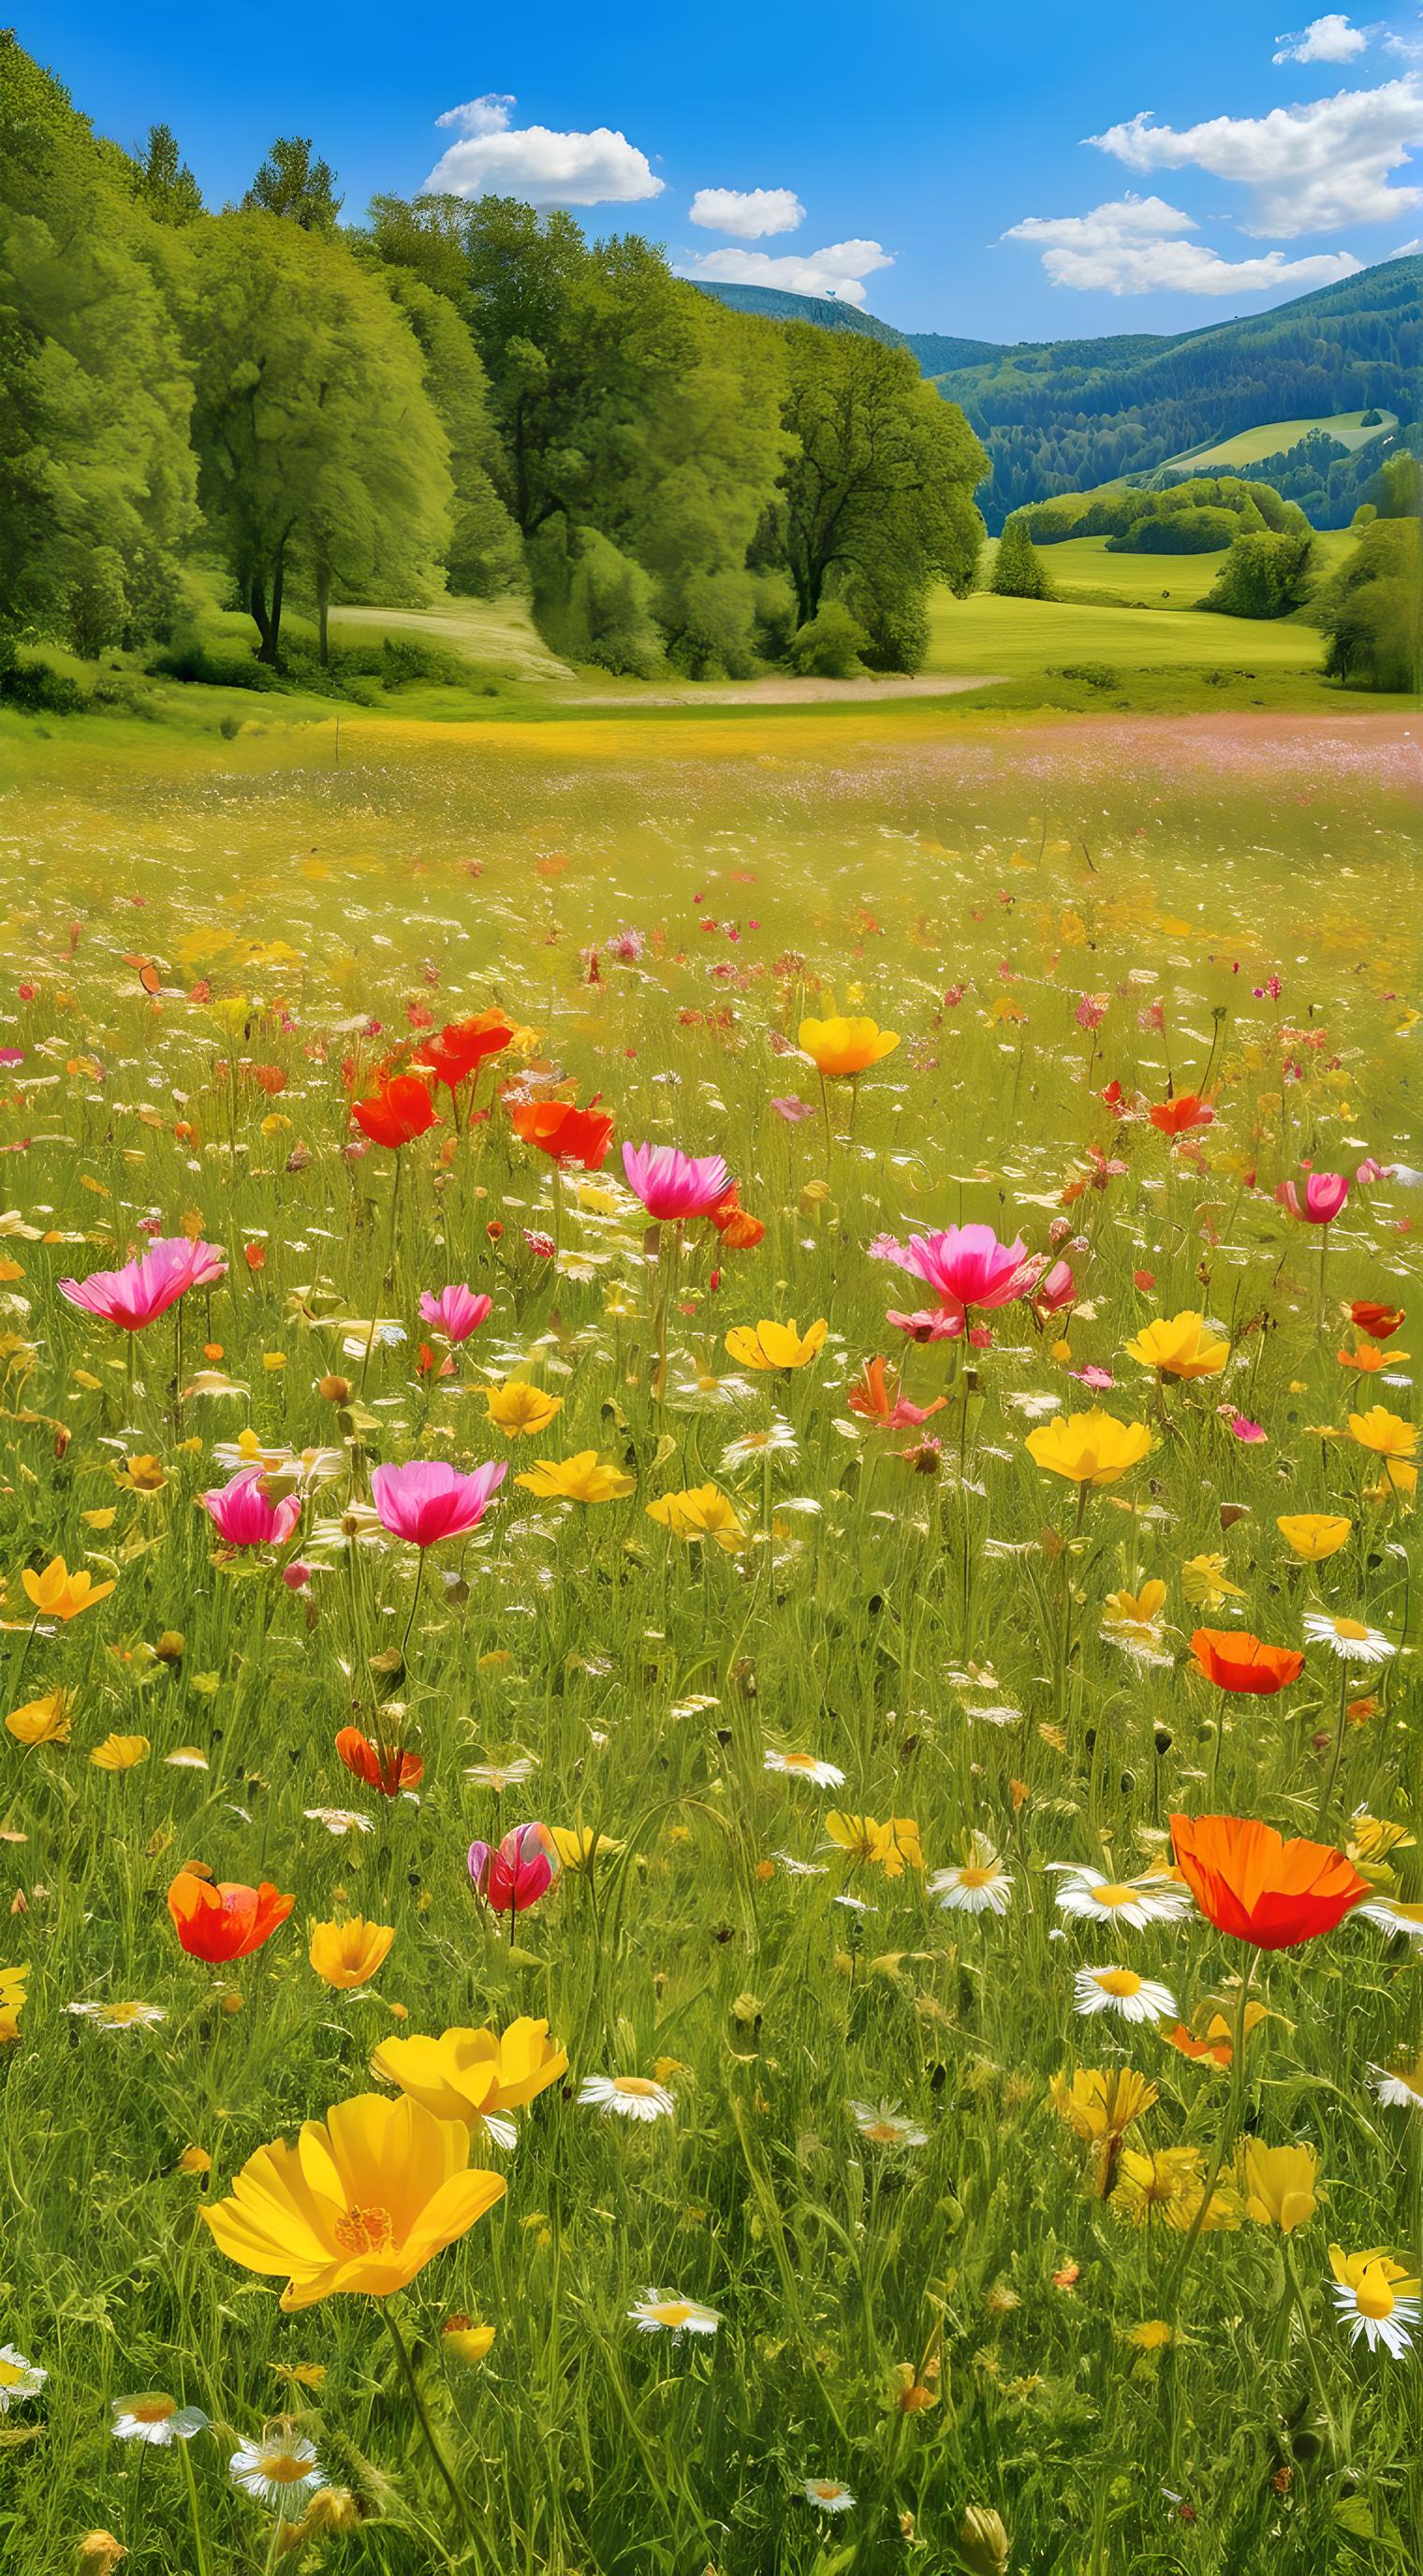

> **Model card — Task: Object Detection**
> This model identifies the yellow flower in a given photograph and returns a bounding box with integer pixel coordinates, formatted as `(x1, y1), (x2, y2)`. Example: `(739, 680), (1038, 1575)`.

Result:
(823, 1811), (923, 1877)
(724, 1317), (828, 1372)
(1349, 1407), (1416, 1460)
(1102, 1579), (1167, 1640)
(175, 2145), (212, 2176)
(1126, 2319), (1172, 2350)
(798, 1015), (899, 1078)
(1276, 1513), (1352, 1562)
(1180, 1552), (1248, 1609)
(1241, 2140), (1319, 2233)
(646, 1485), (747, 1551)
(1049, 2065), (1159, 2147)
(308, 1916), (396, 1991)
(202, 2091), (506, 2310)
(7, 1689), (74, 1747)
(0, 1962), (27, 2044)
(1112, 2145), (1240, 2232)
(119, 1456), (168, 1495)
(547, 1826), (623, 1873)
(1025, 1409), (1152, 1488)
(514, 1452), (635, 1503)
(90, 1734), (150, 1773)
(1125, 1310), (1230, 1381)
(484, 1379), (564, 1439)
(1347, 1812), (1415, 1865)
(21, 1556), (116, 1621)
(443, 2320), (496, 2365)
(370, 2019), (567, 2127)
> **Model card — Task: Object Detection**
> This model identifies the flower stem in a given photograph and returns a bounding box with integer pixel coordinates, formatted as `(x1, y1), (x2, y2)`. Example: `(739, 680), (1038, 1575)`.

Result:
(1168, 1952), (1256, 2306)
(179, 2427), (211, 2576)
(381, 2301), (482, 2560)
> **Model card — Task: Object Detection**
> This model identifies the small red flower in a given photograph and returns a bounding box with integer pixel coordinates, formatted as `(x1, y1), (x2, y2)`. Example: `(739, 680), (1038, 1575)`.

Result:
(336, 1725), (424, 1797)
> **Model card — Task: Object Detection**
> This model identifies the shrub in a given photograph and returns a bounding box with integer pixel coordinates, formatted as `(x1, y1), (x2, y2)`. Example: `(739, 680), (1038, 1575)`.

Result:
(787, 601), (867, 678)
(1200, 529), (1314, 619)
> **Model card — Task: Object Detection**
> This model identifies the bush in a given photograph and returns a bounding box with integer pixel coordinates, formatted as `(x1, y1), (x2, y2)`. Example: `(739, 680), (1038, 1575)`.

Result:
(149, 637), (281, 691)
(0, 651), (89, 713)
(529, 525), (663, 677)
(1049, 662), (1120, 691)
(67, 547), (128, 659)
(991, 517), (1053, 598)
(787, 601), (867, 678)
(1200, 529), (1315, 619)
(1108, 505), (1239, 554)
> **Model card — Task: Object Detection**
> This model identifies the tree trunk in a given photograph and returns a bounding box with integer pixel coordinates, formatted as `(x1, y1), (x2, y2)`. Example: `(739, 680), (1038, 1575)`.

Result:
(263, 543), (286, 667)
(316, 564), (330, 668)
(248, 575), (272, 657)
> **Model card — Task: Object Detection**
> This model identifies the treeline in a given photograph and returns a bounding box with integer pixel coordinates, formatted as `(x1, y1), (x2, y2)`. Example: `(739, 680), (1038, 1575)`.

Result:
(1, 36), (987, 691)
(934, 261), (1422, 527)
(1166, 423), (1417, 530)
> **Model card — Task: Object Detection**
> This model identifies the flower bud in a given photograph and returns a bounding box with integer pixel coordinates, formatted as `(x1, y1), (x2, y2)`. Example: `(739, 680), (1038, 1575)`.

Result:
(958, 2506), (1009, 2576)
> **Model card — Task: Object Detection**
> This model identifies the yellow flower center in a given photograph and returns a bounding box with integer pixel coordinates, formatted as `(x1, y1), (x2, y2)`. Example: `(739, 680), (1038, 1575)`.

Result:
(782, 1753), (818, 1771)
(257, 2448), (315, 2486)
(1332, 1617), (1369, 1642)
(956, 1866), (997, 1889)
(810, 2482), (845, 2503)
(1356, 2276), (1396, 2320)
(127, 2394), (178, 2424)
(1090, 1883), (1137, 1908)
(0, 2359), (25, 2388)
(334, 2203), (395, 2255)
(101, 2001), (149, 2026)
(860, 2120), (902, 2143)
(1094, 1969), (1142, 1998)
(651, 2302), (693, 2328)
(613, 2076), (658, 2098)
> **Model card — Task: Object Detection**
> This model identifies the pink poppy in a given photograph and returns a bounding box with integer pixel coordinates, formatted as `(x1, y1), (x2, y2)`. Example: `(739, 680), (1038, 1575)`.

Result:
(1276, 1172), (1349, 1224)
(371, 1458), (506, 1547)
(418, 1284), (492, 1343)
(622, 1142), (730, 1222)
(469, 1822), (559, 1913)
(59, 1235), (227, 1332)
(202, 1468), (302, 1549)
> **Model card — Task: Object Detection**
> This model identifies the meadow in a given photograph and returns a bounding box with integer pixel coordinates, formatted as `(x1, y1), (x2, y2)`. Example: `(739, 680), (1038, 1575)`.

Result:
(0, 707), (1419, 2576)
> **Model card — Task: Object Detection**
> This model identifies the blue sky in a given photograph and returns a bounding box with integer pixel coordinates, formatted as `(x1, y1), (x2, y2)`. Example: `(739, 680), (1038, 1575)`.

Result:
(28, 1), (1423, 340)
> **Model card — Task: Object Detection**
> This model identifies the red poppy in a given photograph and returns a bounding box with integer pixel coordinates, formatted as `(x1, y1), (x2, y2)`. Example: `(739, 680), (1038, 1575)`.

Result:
(418, 1011), (515, 1091)
(508, 1095), (614, 1171)
(1169, 1812), (1369, 1950)
(1190, 1629), (1304, 1695)
(1149, 1092), (1214, 1137)
(168, 1869), (294, 1962)
(1349, 1300), (1405, 1340)
(708, 1183), (766, 1251)
(351, 1075), (438, 1150)
(336, 1724), (424, 1797)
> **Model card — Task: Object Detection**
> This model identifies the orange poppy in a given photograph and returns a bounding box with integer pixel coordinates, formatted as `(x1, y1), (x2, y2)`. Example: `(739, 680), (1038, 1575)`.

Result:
(336, 1725), (424, 1798)
(1148, 1092), (1214, 1137)
(1190, 1629), (1304, 1695)
(168, 1870), (294, 1963)
(709, 1184), (766, 1251)
(351, 1075), (438, 1150)
(1349, 1300), (1405, 1340)
(418, 1012), (514, 1091)
(1169, 1812), (1369, 1951)
(508, 1096), (614, 1171)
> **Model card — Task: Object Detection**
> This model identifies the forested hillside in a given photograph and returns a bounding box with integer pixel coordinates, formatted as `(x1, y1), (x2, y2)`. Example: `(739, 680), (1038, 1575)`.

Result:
(0, 36), (986, 695)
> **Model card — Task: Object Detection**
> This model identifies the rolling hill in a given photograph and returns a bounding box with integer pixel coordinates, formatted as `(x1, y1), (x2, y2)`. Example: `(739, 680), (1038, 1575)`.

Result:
(696, 258), (1421, 529)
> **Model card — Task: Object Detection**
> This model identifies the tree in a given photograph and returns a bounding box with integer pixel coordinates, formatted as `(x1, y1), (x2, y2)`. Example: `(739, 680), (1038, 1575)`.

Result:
(1317, 517), (1421, 693)
(242, 137), (341, 233)
(380, 271), (522, 598)
(774, 328), (985, 668)
(127, 123), (203, 226)
(187, 213), (451, 664)
(0, 35), (197, 651)
(991, 515), (1053, 598)
(1200, 528), (1314, 618)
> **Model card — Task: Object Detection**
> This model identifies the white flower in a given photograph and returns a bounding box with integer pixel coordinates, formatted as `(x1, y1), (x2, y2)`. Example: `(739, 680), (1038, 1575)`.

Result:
(667, 1369), (756, 1413)
(722, 1419), (799, 1470)
(849, 2100), (928, 2148)
(308, 1501), (385, 1553)
(303, 1806), (375, 1837)
(1049, 1866), (1194, 1930)
(1328, 2261), (1419, 2360)
(802, 2477), (855, 2512)
(1357, 1895), (1423, 1944)
(465, 1757), (539, 1790)
(772, 1851), (829, 1876)
(578, 2073), (675, 2124)
(628, 2291), (721, 2335)
(0, 2347), (45, 2410)
(1303, 1612), (1396, 1665)
(1073, 1966), (1177, 2024)
(66, 1999), (167, 2030)
(1371, 2059), (1423, 2111)
(927, 1836), (1014, 1916)
(764, 1749), (845, 1788)
(229, 2431), (327, 2515)
(112, 2393), (210, 2445)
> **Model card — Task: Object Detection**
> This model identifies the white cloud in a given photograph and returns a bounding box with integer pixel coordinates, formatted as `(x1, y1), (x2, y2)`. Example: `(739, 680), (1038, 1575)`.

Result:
(1004, 193), (1363, 291)
(1273, 15), (1370, 63)
(423, 94), (664, 205)
(1089, 79), (1423, 233)
(1388, 230), (1423, 248)
(688, 185), (804, 239)
(673, 239), (892, 304)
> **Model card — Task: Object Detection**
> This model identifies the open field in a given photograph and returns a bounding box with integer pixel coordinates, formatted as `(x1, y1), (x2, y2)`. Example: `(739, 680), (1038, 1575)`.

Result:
(1160, 413), (1399, 472)
(0, 710), (1418, 2576)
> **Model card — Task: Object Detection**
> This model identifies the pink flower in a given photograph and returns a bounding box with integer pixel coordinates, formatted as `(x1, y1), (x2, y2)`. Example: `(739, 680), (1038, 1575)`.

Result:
(469, 1822), (559, 1913)
(1035, 1258), (1076, 1312)
(1276, 1172), (1349, 1224)
(1355, 1159), (1384, 1186)
(59, 1235), (227, 1332)
(371, 1458), (506, 1547)
(770, 1096), (815, 1123)
(888, 1307), (964, 1343)
(202, 1467), (303, 1550)
(1228, 1415), (1268, 1444)
(622, 1142), (731, 1222)
(418, 1284), (492, 1344)
(873, 1222), (1034, 1325)
(282, 1560), (315, 1590)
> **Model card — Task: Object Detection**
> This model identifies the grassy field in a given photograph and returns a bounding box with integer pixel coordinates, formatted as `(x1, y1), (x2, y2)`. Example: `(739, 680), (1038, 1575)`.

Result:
(0, 714), (1418, 2576)
(1160, 413), (1398, 472)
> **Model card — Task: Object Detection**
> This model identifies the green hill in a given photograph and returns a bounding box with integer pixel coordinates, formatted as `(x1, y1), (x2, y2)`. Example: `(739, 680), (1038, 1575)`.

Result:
(689, 282), (913, 346)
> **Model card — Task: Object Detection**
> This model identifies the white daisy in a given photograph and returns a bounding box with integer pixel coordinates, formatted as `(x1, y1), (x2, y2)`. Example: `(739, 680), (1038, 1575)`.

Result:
(165, 1747), (210, 1771)
(308, 1501), (385, 1553)
(578, 2073), (675, 2124)
(849, 2100), (929, 2148)
(1370, 2057), (1423, 2112)
(927, 1837), (1014, 1916)
(1303, 1612), (1396, 1666)
(1328, 2252), (1419, 2360)
(229, 2431), (328, 2516)
(303, 1807), (375, 1837)
(1357, 1895), (1423, 1945)
(628, 2291), (722, 2335)
(1073, 1966), (1178, 2025)
(802, 2478), (855, 2513)
(772, 1852), (829, 1876)
(1049, 1866), (1195, 1930)
(764, 1749), (845, 1788)
(464, 1757), (539, 1790)
(111, 2392), (210, 2445)
(0, 2347), (45, 2411)
(66, 1999), (167, 2030)
(667, 1370), (756, 1414)
(722, 1419), (799, 1470)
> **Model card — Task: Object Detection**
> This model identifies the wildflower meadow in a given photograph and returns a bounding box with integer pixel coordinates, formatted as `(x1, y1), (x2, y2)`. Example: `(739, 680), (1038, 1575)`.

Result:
(0, 715), (1418, 2576)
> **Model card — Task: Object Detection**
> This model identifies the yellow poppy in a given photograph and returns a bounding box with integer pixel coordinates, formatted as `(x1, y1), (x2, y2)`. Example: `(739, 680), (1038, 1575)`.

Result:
(1240, 2140), (1319, 2233)
(370, 2019), (566, 2126)
(646, 1485), (747, 1551)
(724, 1317), (828, 1372)
(1025, 1410), (1152, 1488)
(1124, 1311), (1230, 1381)
(308, 1916), (396, 1990)
(21, 1557), (116, 1621)
(798, 1016), (899, 1079)
(514, 1452), (635, 1503)
(547, 1826), (623, 1873)
(7, 1690), (75, 1747)
(484, 1379), (564, 1439)
(90, 1734), (150, 1773)
(1276, 1513), (1351, 1561)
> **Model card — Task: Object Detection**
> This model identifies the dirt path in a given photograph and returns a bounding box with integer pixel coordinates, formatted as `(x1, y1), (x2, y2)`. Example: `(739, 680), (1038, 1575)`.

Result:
(557, 672), (1009, 707)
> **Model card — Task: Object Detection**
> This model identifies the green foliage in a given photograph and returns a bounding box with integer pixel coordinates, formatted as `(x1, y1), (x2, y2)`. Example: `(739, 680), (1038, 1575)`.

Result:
(1112, 503), (1241, 554)
(990, 516), (1053, 597)
(1199, 528), (1315, 619)
(242, 134), (342, 232)
(786, 598), (867, 675)
(381, 270), (522, 599)
(125, 122), (204, 226)
(65, 542), (128, 656)
(1317, 515), (1422, 691)
(0, 34), (197, 646)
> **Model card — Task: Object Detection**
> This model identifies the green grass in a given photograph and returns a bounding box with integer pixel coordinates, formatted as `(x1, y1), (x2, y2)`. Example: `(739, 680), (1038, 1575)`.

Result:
(0, 723), (1418, 2575)
(1160, 411), (1398, 472)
